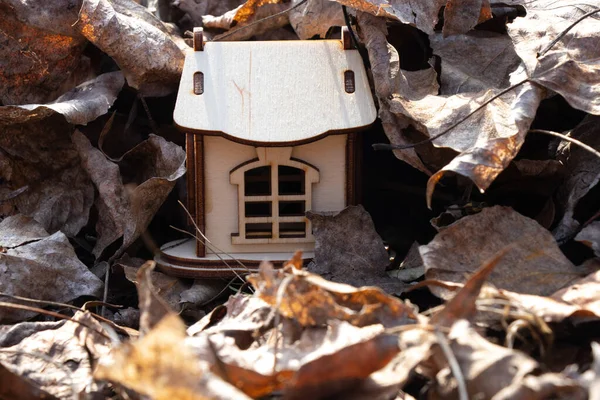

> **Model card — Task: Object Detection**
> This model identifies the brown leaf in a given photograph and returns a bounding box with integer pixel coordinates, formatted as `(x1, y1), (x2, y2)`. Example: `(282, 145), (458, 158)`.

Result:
(307, 205), (406, 292)
(420, 206), (582, 298)
(357, 12), (436, 174)
(336, 0), (446, 34)
(553, 116), (600, 242)
(285, 333), (400, 399)
(442, 0), (492, 37)
(430, 32), (521, 95)
(233, 0), (286, 24)
(0, 2), (91, 105)
(0, 216), (103, 322)
(207, 1), (291, 41)
(431, 247), (509, 327)
(95, 313), (252, 400)
(248, 262), (418, 328)
(134, 261), (177, 335)
(0, 311), (110, 398)
(73, 132), (186, 259)
(288, 0), (345, 39)
(75, 0), (185, 96)
(16, 72), (125, 125)
(507, 1), (600, 114)
(0, 363), (58, 400)
(576, 222), (600, 257)
(429, 320), (539, 400)
(492, 373), (587, 400)
(0, 73), (123, 235)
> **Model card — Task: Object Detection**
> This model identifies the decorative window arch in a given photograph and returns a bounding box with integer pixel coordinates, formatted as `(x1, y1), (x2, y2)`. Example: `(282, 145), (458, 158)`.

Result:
(230, 147), (319, 244)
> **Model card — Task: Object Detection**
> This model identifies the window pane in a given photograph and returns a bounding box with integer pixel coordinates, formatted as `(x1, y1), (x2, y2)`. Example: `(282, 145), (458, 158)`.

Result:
(278, 166), (304, 195)
(279, 201), (305, 216)
(245, 223), (272, 239)
(245, 202), (271, 217)
(279, 222), (306, 238)
(245, 166), (271, 196)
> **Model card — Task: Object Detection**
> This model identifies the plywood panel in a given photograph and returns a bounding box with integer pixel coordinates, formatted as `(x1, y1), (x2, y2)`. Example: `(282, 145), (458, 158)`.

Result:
(203, 135), (347, 254)
(174, 41), (376, 144)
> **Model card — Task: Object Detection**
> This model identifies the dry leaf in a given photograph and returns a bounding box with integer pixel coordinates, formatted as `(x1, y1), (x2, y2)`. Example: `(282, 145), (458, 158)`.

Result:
(173, 0), (244, 27)
(248, 262), (418, 328)
(0, 215), (103, 322)
(553, 116), (600, 242)
(430, 31), (521, 95)
(0, 1), (91, 105)
(288, 0), (345, 39)
(335, 0), (446, 34)
(507, 0), (600, 114)
(576, 222), (600, 257)
(0, 312), (110, 398)
(95, 313), (251, 399)
(357, 12), (436, 174)
(429, 320), (539, 399)
(0, 363), (57, 400)
(442, 0), (492, 37)
(76, 0), (185, 96)
(16, 72), (125, 125)
(73, 132), (186, 259)
(0, 73), (123, 236)
(131, 261), (178, 335)
(209, 1), (291, 41)
(492, 373), (587, 400)
(420, 206), (581, 298)
(307, 205), (406, 292)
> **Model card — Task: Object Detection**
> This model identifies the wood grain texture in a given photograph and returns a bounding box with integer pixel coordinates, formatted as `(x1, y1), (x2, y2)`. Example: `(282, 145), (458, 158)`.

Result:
(202, 135), (346, 254)
(174, 40), (376, 145)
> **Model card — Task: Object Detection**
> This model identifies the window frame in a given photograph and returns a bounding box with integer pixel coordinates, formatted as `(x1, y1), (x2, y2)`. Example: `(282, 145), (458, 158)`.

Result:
(230, 147), (319, 244)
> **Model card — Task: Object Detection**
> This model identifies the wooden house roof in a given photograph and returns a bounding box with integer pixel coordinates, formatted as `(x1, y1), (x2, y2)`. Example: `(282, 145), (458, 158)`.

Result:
(173, 37), (376, 145)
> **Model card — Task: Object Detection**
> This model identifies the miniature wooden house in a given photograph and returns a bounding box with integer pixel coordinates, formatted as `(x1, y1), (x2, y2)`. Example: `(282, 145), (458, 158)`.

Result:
(156, 28), (376, 278)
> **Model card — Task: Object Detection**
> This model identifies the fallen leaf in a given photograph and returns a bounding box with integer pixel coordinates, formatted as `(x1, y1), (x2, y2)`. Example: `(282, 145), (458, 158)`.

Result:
(335, 0), (446, 34)
(430, 31), (522, 95)
(492, 372), (587, 400)
(357, 12), (436, 174)
(16, 72), (125, 125)
(507, 0), (600, 114)
(0, 215), (103, 322)
(576, 222), (600, 257)
(95, 313), (252, 399)
(0, 1), (91, 105)
(0, 73), (124, 236)
(0, 363), (58, 400)
(553, 116), (600, 242)
(420, 206), (581, 298)
(248, 262), (418, 328)
(130, 261), (178, 335)
(288, 0), (345, 39)
(0, 311), (110, 398)
(428, 319), (539, 400)
(442, 0), (492, 37)
(76, 0), (185, 96)
(307, 205), (406, 292)
(209, 1), (291, 41)
(73, 132), (186, 259)
(173, 0), (245, 27)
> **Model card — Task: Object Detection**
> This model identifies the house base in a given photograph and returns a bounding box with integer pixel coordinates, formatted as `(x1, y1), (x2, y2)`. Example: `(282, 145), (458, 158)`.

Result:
(155, 238), (314, 279)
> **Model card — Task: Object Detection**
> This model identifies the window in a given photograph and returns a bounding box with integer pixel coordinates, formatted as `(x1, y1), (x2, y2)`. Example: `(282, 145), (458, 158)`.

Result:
(230, 147), (319, 244)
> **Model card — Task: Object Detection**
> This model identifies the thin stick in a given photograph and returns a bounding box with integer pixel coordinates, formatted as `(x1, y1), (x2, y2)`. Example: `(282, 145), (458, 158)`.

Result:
(215, 0), (308, 41)
(372, 79), (530, 151)
(169, 226), (248, 285)
(434, 328), (469, 400)
(0, 302), (112, 341)
(177, 200), (249, 272)
(537, 8), (600, 57)
(529, 129), (600, 159)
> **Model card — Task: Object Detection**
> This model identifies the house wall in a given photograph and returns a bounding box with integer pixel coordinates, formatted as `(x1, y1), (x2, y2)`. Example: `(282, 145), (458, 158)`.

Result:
(203, 134), (347, 254)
